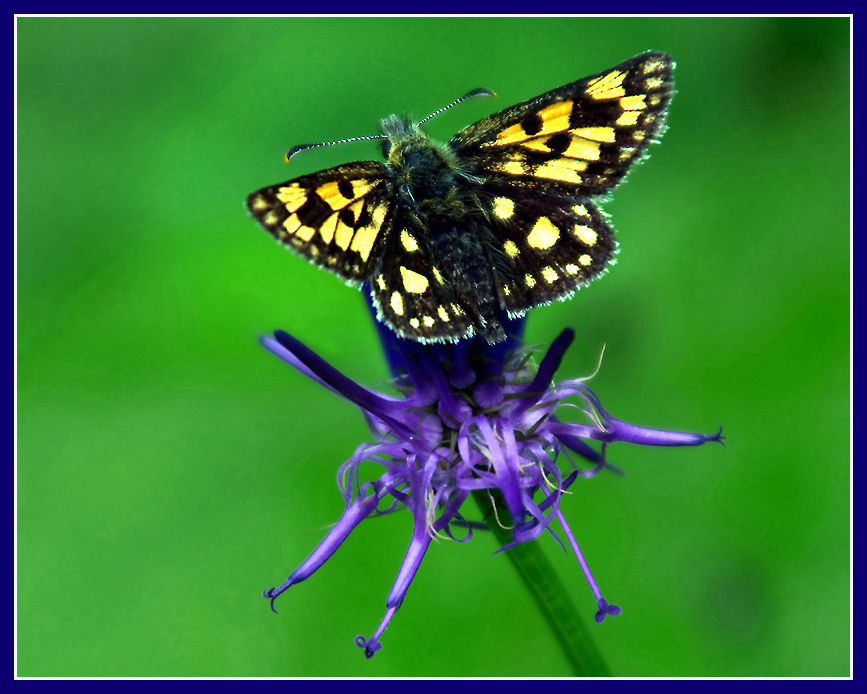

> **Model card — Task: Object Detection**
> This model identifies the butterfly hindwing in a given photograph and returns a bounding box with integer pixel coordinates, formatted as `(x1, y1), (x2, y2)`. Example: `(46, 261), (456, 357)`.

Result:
(482, 187), (617, 315)
(246, 161), (395, 283)
(450, 51), (674, 197)
(369, 215), (477, 342)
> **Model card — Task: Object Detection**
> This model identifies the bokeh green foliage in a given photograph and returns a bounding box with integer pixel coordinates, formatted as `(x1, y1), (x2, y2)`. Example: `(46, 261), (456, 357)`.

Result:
(17, 17), (850, 677)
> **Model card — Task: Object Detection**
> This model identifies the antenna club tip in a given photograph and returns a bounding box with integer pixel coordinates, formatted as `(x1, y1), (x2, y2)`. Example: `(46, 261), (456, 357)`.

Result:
(285, 144), (310, 162)
(469, 87), (496, 99)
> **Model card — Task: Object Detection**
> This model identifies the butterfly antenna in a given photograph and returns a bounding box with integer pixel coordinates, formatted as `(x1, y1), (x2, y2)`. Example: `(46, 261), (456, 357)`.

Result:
(285, 134), (386, 163)
(417, 88), (497, 126)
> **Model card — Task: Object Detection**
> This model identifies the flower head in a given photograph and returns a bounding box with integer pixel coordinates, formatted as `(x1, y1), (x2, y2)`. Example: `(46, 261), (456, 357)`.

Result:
(261, 317), (722, 658)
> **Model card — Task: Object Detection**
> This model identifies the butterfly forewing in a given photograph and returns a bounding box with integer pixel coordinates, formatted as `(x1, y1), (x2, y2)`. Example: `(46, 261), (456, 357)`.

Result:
(450, 51), (674, 197)
(482, 188), (617, 315)
(246, 161), (394, 282)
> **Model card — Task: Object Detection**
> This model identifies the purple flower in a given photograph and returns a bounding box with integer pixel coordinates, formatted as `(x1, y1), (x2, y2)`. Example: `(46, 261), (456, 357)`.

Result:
(261, 317), (723, 658)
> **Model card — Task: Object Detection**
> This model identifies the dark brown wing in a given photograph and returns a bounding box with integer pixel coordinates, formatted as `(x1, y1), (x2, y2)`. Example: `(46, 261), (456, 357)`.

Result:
(479, 186), (618, 315)
(368, 212), (478, 343)
(246, 161), (395, 283)
(450, 51), (674, 197)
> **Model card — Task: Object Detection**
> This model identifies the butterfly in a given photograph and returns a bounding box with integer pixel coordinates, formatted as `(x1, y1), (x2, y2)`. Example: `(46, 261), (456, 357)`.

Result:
(247, 51), (675, 344)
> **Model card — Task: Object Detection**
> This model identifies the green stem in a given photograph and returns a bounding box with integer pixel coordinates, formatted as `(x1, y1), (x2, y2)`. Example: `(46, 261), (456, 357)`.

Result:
(472, 489), (612, 677)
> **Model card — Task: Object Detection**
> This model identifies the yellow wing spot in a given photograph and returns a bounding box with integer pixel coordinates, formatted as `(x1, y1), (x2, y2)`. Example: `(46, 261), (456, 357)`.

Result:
(645, 76), (664, 90)
(633, 130), (646, 142)
(524, 274), (536, 288)
(534, 162), (583, 184)
(286, 215), (317, 242)
(572, 203), (588, 217)
(263, 211), (279, 226)
(451, 303), (464, 316)
(332, 199), (362, 249)
(432, 267), (444, 284)
(316, 181), (350, 209)
(499, 160), (526, 176)
(536, 100), (573, 134)
(495, 123), (529, 145)
(619, 148), (635, 161)
(276, 185), (308, 213)
(350, 203), (388, 261)
(565, 263), (579, 275)
(542, 266), (558, 284)
(422, 315), (435, 328)
(409, 317), (420, 329)
(494, 102), (573, 145)
(527, 217), (560, 250)
(350, 224), (378, 261)
(400, 229), (419, 251)
(503, 240), (520, 258)
(616, 110), (641, 126)
(620, 95), (646, 111)
(250, 195), (270, 212)
(579, 254), (593, 267)
(574, 225), (598, 246)
(503, 284), (511, 296)
(376, 275), (387, 290)
(565, 138), (600, 161)
(571, 127), (615, 143)
(390, 291), (404, 316)
(309, 246), (320, 258)
(585, 70), (626, 100)
(648, 95), (661, 107)
(400, 266), (429, 294)
(492, 196), (515, 220)
(437, 306), (450, 322)
(334, 221), (354, 250)
(371, 203), (388, 228)
(318, 214), (338, 244)
(304, 226), (319, 243)
(528, 136), (600, 161)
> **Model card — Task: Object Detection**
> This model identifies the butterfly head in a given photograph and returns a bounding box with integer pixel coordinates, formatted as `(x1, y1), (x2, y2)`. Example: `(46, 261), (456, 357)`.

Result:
(379, 114), (460, 199)
(378, 114), (423, 160)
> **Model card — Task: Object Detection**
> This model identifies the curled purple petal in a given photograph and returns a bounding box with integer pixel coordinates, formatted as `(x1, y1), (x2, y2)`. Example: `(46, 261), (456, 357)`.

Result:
(517, 328), (575, 411)
(595, 598), (622, 623)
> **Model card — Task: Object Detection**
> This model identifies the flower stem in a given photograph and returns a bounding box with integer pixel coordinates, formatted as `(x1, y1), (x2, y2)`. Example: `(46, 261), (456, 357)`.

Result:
(472, 489), (613, 677)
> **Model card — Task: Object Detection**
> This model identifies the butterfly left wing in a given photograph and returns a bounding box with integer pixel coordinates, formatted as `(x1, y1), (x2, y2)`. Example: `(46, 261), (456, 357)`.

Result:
(481, 186), (618, 316)
(246, 161), (394, 283)
(368, 213), (479, 343)
(450, 51), (674, 198)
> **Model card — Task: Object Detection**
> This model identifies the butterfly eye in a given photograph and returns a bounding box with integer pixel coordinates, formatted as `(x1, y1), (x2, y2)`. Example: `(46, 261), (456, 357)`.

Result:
(381, 140), (392, 158)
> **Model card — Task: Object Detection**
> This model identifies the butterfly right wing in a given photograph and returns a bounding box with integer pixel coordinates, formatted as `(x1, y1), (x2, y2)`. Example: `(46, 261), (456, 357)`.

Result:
(450, 51), (674, 198)
(246, 161), (395, 284)
(480, 186), (618, 316)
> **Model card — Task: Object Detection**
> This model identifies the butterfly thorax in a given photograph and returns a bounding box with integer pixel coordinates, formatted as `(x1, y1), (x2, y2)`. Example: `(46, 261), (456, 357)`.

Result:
(381, 115), (479, 230)
(379, 114), (505, 342)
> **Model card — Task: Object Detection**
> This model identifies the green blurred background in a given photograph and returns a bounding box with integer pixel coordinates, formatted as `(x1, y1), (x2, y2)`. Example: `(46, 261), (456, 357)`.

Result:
(17, 17), (850, 677)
